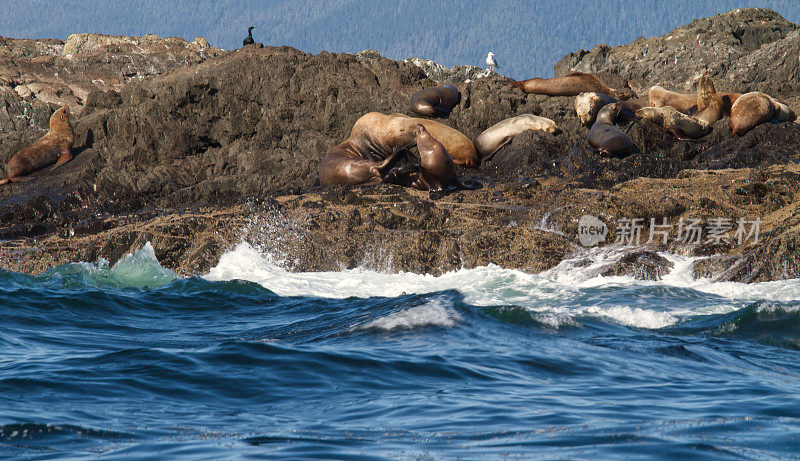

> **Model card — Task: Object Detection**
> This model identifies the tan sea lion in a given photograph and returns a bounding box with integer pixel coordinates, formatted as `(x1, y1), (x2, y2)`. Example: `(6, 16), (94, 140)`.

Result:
(388, 113), (479, 167)
(649, 84), (740, 117)
(409, 84), (459, 117)
(574, 92), (642, 126)
(508, 72), (633, 100)
(730, 92), (797, 136)
(411, 124), (459, 193)
(694, 73), (724, 125)
(0, 106), (74, 185)
(588, 103), (635, 157)
(473, 114), (560, 158)
(636, 106), (712, 140)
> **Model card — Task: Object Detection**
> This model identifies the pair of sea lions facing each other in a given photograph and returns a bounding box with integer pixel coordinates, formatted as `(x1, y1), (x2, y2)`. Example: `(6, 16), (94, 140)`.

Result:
(0, 106), (74, 186)
(648, 85), (740, 117)
(508, 71), (634, 101)
(409, 84), (459, 118)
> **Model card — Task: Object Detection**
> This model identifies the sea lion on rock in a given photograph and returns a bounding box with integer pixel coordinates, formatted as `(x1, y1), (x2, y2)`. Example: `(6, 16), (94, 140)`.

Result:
(574, 92), (641, 126)
(508, 72), (633, 100)
(636, 106), (712, 140)
(388, 113), (479, 167)
(473, 114), (561, 158)
(411, 124), (459, 194)
(588, 103), (635, 157)
(649, 84), (740, 117)
(318, 143), (404, 186)
(409, 84), (459, 117)
(0, 106), (74, 185)
(694, 73), (724, 125)
(730, 92), (797, 136)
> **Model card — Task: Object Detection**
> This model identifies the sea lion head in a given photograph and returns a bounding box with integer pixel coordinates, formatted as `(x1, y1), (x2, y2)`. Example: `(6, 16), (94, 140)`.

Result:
(597, 102), (622, 125)
(635, 106), (664, 125)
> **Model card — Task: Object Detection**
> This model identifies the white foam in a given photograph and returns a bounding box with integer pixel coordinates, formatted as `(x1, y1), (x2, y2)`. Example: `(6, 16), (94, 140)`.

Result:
(356, 296), (461, 331)
(204, 242), (800, 330)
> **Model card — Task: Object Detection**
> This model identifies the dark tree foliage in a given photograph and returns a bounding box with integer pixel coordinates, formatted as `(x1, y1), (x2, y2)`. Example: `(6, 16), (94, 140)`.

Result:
(2, 0), (798, 78)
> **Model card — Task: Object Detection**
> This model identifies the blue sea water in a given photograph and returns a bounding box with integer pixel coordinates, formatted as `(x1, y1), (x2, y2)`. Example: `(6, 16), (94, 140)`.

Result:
(2, 243), (800, 459)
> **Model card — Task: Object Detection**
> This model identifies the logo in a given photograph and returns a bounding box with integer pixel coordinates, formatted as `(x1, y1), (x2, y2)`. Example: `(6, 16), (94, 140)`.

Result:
(577, 215), (608, 247)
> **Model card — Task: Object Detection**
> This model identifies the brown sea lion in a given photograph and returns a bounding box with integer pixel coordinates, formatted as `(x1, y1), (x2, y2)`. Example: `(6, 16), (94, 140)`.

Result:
(411, 124), (459, 193)
(473, 114), (560, 158)
(409, 84), (459, 117)
(574, 92), (642, 126)
(318, 143), (405, 186)
(694, 73), (724, 125)
(730, 92), (797, 136)
(509, 72), (633, 100)
(588, 103), (635, 157)
(0, 106), (74, 185)
(636, 106), (712, 140)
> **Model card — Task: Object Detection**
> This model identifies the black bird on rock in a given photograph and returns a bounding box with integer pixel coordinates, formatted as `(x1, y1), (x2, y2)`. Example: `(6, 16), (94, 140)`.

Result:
(243, 26), (255, 46)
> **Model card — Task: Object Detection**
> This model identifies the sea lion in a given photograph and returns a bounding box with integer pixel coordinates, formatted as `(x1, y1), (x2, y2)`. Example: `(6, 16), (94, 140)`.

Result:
(649, 84), (740, 117)
(730, 92), (797, 136)
(318, 143), (404, 186)
(588, 103), (635, 157)
(473, 114), (561, 157)
(636, 106), (712, 140)
(387, 113), (478, 167)
(243, 27), (255, 46)
(409, 84), (459, 117)
(508, 72), (633, 100)
(411, 124), (459, 193)
(0, 106), (74, 185)
(694, 73), (724, 125)
(574, 92), (642, 126)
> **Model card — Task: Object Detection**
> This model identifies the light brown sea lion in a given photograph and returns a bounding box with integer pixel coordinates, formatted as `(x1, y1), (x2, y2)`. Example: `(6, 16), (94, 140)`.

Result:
(730, 92), (797, 136)
(508, 72), (633, 100)
(0, 106), (74, 185)
(388, 113), (479, 167)
(694, 73), (724, 125)
(588, 103), (635, 157)
(649, 84), (740, 117)
(409, 84), (459, 117)
(473, 114), (560, 158)
(574, 92), (642, 126)
(411, 124), (459, 193)
(636, 106), (712, 140)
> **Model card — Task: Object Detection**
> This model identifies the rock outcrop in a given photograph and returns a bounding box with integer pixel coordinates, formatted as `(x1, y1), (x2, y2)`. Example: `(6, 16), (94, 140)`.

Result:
(1, 9), (800, 283)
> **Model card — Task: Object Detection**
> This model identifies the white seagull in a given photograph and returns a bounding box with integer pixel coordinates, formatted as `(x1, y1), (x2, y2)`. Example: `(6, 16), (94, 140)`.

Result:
(486, 52), (499, 72)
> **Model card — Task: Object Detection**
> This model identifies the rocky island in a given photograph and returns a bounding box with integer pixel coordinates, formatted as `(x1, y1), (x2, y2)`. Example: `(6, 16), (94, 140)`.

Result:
(1, 7), (799, 283)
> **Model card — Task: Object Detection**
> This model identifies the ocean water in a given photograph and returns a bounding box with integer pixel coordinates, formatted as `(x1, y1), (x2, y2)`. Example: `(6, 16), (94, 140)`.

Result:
(2, 242), (800, 459)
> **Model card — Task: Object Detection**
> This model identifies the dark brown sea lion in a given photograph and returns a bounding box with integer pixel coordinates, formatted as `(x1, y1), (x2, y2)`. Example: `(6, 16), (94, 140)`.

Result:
(411, 124), (459, 193)
(409, 84), (459, 117)
(636, 106), (712, 140)
(508, 72), (633, 100)
(588, 103), (635, 157)
(0, 106), (74, 185)
(730, 92), (797, 136)
(318, 143), (404, 186)
(694, 73), (724, 125)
